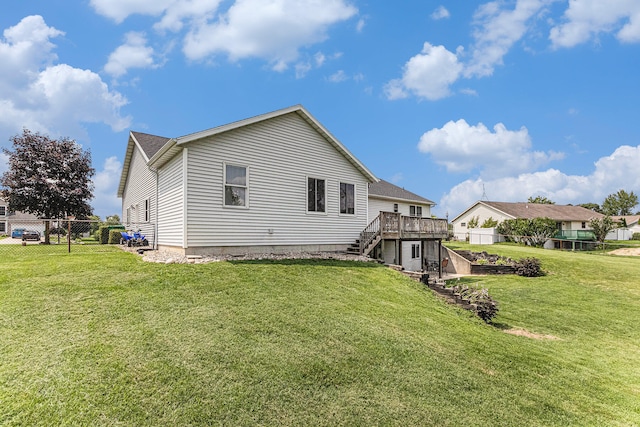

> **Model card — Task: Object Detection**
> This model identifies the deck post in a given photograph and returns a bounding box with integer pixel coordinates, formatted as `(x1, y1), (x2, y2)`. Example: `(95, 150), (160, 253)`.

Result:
(438, 239), (442, 279)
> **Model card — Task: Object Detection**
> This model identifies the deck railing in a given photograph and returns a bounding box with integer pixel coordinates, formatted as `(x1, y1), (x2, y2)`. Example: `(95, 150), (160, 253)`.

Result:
(554, 230), (596, 241)
(359, 212), (448, 254)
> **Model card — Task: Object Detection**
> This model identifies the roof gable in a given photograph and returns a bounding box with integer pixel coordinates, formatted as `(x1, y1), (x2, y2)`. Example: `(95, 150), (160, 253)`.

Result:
(368, 179), (434, 205)
(131, 131), (171, 160)
(147, 105), (377, 182)
(117, 131), (171, 198)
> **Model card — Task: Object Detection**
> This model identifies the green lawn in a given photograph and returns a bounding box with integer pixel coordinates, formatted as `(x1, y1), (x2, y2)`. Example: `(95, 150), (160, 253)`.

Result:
(1, 244), (639, 426)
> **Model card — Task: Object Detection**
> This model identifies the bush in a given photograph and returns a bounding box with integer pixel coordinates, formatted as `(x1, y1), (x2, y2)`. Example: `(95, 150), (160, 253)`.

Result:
(49, 226), (67, 236)
(108, 229), (124, 244)
(450, 283), (499, 323)
(632, 233), (640, 241)
(98, 225), (124, 244)
(514, 257), (543, 277)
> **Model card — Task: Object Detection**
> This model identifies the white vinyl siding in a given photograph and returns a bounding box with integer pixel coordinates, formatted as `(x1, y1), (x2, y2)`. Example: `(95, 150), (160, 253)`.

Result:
(368, 197), (432, 223)
(121, 146), (156, 241)
(157, 151), (184, 247)
(184, 112), (369, 248)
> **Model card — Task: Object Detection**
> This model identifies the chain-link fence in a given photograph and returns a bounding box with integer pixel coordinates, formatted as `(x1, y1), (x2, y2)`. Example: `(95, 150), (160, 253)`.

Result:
(0, 218), (155, 254)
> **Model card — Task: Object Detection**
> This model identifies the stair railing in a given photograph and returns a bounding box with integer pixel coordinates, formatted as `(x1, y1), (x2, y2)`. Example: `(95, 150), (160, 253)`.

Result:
(360, 214), (381, 254)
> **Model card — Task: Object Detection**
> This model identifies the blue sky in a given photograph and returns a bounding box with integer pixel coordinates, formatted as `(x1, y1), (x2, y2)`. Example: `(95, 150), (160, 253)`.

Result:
(1, 0), (639, 219)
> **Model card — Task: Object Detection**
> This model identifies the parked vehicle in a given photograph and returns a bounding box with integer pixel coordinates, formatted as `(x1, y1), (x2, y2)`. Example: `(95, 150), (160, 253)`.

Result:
(22, 230), (41, 241)
(11, 228), (25, 239)
(120, 230), (148, 247)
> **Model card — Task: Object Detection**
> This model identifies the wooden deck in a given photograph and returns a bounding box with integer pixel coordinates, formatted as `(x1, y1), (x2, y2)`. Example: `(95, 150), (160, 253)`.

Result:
(360, 212), (448, 255)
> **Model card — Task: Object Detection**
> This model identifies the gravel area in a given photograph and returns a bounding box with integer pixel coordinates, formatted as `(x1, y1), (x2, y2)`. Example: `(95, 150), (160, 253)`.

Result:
(120, 246), (374, 264)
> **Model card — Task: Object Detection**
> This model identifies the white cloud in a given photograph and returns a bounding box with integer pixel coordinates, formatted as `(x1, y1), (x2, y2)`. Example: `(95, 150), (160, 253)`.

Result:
(91, 156), (123, 218)
(417, 119), (563, 178)
(104, 32), (157, 77)
(384, 42), (463, 100)
(431, 6), (450, 20)
(0, 16), (130, 143)
(438, 144), (640, 218)
(356, 17), (366, 32)
(465, 0), (551, 78)
(90, 0), (178, 24)
(183, 0), (357, 70)
(328, 70), (348, 82)
(550, 0), (640, 48)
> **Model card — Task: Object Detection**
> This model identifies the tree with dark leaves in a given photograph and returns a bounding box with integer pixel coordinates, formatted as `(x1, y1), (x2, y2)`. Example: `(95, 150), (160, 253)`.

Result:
(1, 129), (94, 244)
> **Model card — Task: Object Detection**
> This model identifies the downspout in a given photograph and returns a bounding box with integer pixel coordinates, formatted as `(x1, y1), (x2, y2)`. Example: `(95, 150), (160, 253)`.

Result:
(153, 167), (159, 250)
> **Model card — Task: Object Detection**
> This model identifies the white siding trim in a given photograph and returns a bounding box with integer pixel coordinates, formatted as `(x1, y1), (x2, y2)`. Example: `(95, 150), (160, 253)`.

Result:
(182, 147), (188, 249)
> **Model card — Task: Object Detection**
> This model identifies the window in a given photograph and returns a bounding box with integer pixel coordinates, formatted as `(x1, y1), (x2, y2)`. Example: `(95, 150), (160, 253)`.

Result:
(393, 203), (398, 213)
(409, 205), (423, 217)
(224, 164), (248, 207)
(461, 222), (466, 227)
(307, 177), (325, 212)
(0, 222), (5, 233)
(0, 206), (5, 216)
(144, 199), (150, 222)
(340, 182), (355, 214)
(581, 221), (586, 229)
(411, 243), (420, 259)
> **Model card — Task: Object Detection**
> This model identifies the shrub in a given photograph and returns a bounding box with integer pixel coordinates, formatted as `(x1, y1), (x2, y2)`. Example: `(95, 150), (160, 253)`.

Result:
(514, 257), (543, 277)
(49, 226), (67, 236)
(450, 283), (499, 323)
(632, 232), (640, 241)
(98, 225), (124, 244)
(108, 229), (124, 244)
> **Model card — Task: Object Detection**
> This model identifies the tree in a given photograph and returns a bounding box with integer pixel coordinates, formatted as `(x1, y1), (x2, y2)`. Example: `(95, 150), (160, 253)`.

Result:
(105, 214), (121, 225)
(579, 203), (602, 213)
(467, 216), (479, 229)
(589, 216), (615, 246)
(528, 196), (555, 204)
(497, 217), (557, 247)
(1, 129), (94, 244)
(481, 217), (499, 228)
(601, 190), (638, 216)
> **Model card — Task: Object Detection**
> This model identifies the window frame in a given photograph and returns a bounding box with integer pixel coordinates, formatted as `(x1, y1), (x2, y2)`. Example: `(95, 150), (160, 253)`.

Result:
(0, 206), (5, 216)
(393, 203), (398, 213)
(339, 182), (355, 215)
(411, 243), (420, 259)
(409, 205), (423, 217)
(144, 199), (150, 222)
(223, 163), (249, 209)
(307, 176), (327, 214)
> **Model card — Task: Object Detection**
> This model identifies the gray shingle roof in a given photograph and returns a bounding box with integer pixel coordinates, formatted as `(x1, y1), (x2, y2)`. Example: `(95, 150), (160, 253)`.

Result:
(131, 131), (171, 159)
(368, 179), (434, 204)
(483, 201), (603, 221)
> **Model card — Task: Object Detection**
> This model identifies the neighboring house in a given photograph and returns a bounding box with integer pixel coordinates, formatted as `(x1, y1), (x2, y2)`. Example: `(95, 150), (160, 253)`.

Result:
(611, 215), (640, 240)
(451, 201), (604, 248)
(118, 105), (447, 271)
(0, 198), (44, 236)
(0, 198), (6, 235)
(366, 180), (443, 271)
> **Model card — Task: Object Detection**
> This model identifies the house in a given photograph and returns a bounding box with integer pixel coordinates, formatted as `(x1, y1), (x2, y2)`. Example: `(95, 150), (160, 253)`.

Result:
(118, 105), (447, 272)
(451, 201), (604, 248)
(118, 105), (378, 255)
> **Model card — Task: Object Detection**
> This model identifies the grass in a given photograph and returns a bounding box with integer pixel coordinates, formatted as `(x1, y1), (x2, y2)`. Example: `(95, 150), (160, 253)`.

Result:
(1, 245), (639, 425)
